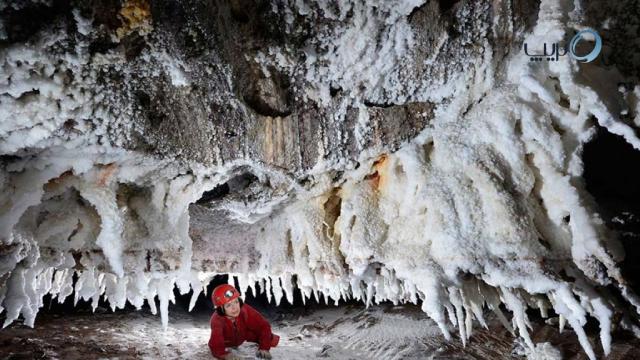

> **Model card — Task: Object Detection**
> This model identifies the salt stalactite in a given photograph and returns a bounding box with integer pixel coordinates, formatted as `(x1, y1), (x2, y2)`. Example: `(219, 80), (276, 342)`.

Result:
(0, 148), (213, 329)
(239, 23), (638, 354)
(78, 183), (125, 278)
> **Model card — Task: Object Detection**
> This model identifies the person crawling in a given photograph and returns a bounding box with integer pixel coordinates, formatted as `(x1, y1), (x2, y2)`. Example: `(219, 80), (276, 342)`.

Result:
(208, 284), (280, 359)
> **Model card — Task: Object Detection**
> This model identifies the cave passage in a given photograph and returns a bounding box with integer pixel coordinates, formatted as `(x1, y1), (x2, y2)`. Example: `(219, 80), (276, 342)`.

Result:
(583, 125), (640, 290)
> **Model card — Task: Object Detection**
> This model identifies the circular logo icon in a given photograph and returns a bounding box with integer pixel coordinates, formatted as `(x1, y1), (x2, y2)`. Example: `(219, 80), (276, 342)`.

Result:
(569, 29), (602, 63)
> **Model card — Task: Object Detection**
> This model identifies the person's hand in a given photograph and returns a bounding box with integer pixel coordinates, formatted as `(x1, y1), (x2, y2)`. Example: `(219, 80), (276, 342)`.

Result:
(256, 350), (272, 359)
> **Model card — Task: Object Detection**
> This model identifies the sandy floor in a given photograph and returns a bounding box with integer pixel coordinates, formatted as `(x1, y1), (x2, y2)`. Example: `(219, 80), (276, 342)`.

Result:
(1, 302), (639, 359)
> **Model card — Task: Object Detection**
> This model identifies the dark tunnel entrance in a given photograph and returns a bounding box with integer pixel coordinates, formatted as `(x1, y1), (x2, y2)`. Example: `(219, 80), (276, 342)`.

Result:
(583, 124), (640, 291)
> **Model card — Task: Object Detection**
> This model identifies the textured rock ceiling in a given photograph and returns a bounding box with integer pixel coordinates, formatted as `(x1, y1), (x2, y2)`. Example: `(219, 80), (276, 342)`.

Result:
(1, 0), (640, 359)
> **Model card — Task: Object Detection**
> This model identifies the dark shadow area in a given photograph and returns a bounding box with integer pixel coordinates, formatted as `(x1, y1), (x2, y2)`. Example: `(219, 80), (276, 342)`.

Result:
(582, 0), (640, 81)
(196, 172), (259, 206)
(583, 125), (640, 291)
(0, 0), (71, 46)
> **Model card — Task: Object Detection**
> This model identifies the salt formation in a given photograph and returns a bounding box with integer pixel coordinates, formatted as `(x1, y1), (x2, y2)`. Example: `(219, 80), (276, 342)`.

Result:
(1, 0), (640, 359)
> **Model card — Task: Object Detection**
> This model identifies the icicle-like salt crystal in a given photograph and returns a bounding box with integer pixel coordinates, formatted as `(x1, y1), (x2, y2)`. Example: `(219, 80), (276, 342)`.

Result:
(36, 268), (54, 300)
(127, 272), (148, 310)
(590, 297), (612, 356)
(456, 308), (467, 346)
(281, 273), (294, 305)
(537, 298), (548, 318)
(462, 280), (487, 329)
(449, 288), (467, 346)
(249, 279), (257, 297)
(620, 285), (640, 314)
(501, 288), (533, 350)
(102, 273), (126, 311)
(374, 273), (385, 304)
(491, 310), (512, 333)
(322, 290), (329, 305)
(95, 273), (106, 312)
(188, 289), (200, 312)
(559, 314), (566, 333)
(113, 275), (127, 310)
(146, 290), (158, 315)
(339, 288), (348, 303)
(445, 302), (457, 327)
(469, 300), (486, 329)
(265, 277), (273, 304)
(23, 268), (40, 328)
(2, 267), (26, 328)
(73, 275), (81, 306)
(421, 294), (452, 340)
(483, 285), (514, 335)
(23, 265), (49, 328)
(552, 290), (596, 360)
(188, 277), (203, 312)
(175, 276), (191, 295)
(413, 276), (453, 341)
(350, 278), (362, 301)
(98, 272), (106, 290)
(49, 269), (65, 299)
(91, 289), (100, 312)
(272, 276), (283, 306)
(78, 186), (125, 278)
(365, 282), (374, 308)
(57, 269), (74, 303)
(388, 271), (400, 305)
(562, 312), (596, 360)
(75, 268), (99, 306)
(464, 305), (474, 338)
(189, 271), (205, 311)
(406, 281), (417, 304)
(0, 166), (67, 245)
(157, 280), (173, 330)
(0, 287), (5, 314)
(103, 273), (118, 311)
(573, 280), (614, 356)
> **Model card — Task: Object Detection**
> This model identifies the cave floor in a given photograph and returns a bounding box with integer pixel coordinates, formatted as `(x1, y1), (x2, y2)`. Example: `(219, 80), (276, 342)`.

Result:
(1, 303), (639, 359)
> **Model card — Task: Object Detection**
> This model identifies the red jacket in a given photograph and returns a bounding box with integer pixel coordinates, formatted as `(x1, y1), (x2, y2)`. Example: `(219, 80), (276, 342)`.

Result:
(208, 304), (274, 358)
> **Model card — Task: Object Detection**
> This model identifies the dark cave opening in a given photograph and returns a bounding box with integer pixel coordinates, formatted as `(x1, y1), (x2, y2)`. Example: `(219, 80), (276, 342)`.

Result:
(196, 172), (260, 205)
(583, 124), (640, 291)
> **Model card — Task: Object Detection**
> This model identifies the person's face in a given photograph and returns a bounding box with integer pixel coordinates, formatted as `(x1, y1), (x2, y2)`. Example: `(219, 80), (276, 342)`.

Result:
(223, 298), (240, 318)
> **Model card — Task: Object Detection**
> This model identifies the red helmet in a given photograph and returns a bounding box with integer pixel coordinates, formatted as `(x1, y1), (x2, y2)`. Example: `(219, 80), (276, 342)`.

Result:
(212, 284), (240, 307)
